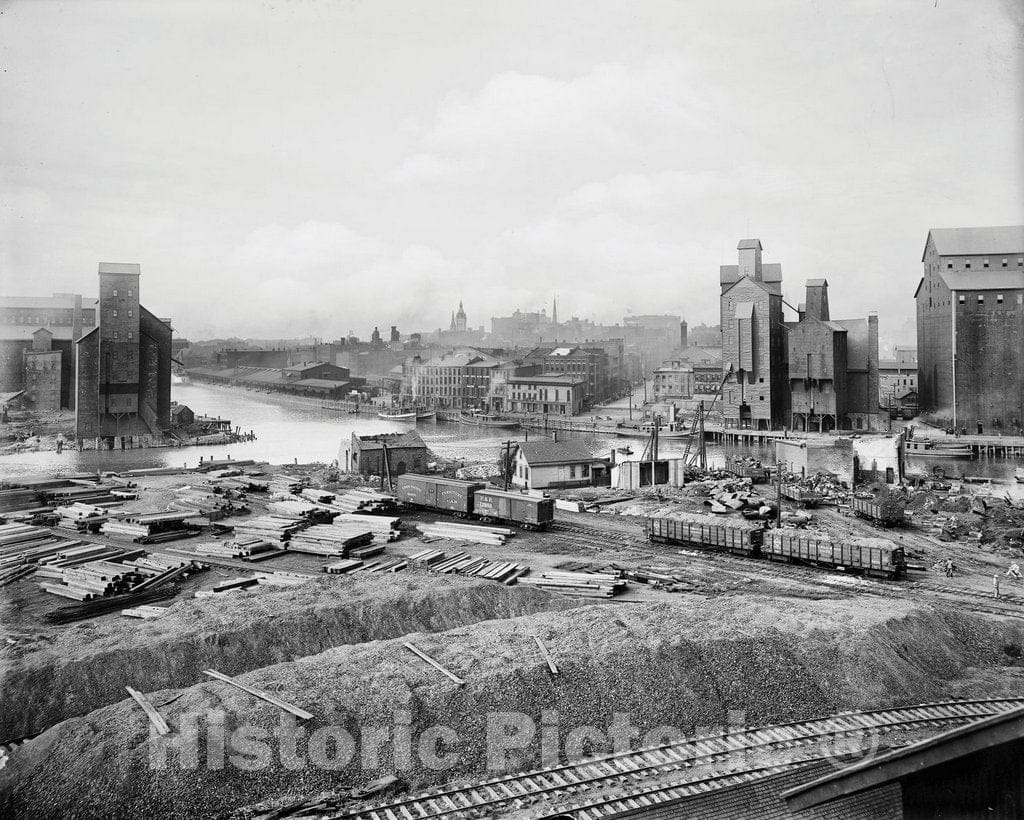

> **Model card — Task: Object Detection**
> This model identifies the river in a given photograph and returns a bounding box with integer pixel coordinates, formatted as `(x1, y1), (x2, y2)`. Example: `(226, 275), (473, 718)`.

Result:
(0, 382), (1020, 490)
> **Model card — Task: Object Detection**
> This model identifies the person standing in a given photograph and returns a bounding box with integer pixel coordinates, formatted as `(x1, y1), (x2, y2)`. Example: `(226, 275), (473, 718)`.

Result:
(994, 574), (1001, 599)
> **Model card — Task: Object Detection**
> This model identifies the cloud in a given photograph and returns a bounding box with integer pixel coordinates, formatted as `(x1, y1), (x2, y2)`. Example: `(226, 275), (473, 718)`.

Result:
(384, 153), (488, 185)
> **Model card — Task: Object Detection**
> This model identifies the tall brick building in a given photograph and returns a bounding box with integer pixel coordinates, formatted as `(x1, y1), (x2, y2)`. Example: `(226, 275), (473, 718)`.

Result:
(916, 226), (1024, 432)
(75, 263), (173, 446)
(719, 239), (789, 429)
(788, 279), (881, 432)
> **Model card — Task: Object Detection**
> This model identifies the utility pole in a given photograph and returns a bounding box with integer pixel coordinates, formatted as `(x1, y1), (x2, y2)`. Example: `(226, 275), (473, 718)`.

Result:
(775, 455), (783, 529)
(501, 439), (515, 491)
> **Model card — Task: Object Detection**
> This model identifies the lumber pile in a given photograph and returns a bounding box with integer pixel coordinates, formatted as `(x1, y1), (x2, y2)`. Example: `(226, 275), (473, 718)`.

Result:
(46, 584), (180, 624)
(169, 486), (249, 518)
(0, 487), (42, 514)
(350, 555), (407, 573)
(0, 524), (88, 581)
(415, 521), (513, 546)
(409, 548), (529, 584)
(324, 558), (363, 574)
(37, 559), (152, 600)
(193, 538), (277, 560)
(267, 475), (307, 495)
(231, 515), (307, 546)
(54, 503), (109, 533)
(287, 525), (373, 556)
(121, 605), (170, 620)
(332, 514), (401, 543)
(325, 489), (399, 515)
(100, 511), (197, 544)
(266, 499), (336, 523)
(517, 569), (626, 599)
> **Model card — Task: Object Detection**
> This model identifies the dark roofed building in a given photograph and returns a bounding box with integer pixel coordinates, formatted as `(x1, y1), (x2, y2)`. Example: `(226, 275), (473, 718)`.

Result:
(342, 430), (428, 477)
(512, 439), (607, 489)
(917, 225), (1024, 432)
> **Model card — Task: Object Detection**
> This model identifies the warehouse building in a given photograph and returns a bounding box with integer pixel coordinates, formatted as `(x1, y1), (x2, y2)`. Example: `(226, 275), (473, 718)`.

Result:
(75, 263), (173, 446)
(341, 431), (428, 477)
(505, 373), (586, 416)
(511, 440), (607, 490)
(916, 225), (1024, 433)
(719, 239), (789, 430)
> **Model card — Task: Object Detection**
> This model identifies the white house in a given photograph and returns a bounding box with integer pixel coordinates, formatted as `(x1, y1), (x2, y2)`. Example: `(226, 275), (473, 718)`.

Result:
(511, 440), (607, 490)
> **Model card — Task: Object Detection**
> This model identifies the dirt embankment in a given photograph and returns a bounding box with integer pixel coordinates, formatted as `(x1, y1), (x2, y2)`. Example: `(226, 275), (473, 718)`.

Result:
(3, 597), (1023, 820)
(0, 574), (575, 742)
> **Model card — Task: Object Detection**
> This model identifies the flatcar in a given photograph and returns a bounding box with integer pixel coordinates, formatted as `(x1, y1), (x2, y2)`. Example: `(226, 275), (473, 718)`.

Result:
(763, 530), (906, 579)
(393, 474), (483, 518)
(474, 488), (554, 530)
(851, 496), (905, 527)
(727, 459), (769, 484)
(644, 513), (764, 557)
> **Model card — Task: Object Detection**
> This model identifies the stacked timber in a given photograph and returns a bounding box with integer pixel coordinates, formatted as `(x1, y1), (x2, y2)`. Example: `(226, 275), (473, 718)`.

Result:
(423, 550), (529, 584)
(100, 511), (197, 544)
(0, 487), (42, 514)
(517, 569), (625, 599)
(267, 475), (307, 495)
(0, 524), (84, 582)
(349, 542), (386, 559)
(231, 515), (306, 547)
(54, 503), (109, 533)
(352, 556), (408, 573)
(266, 499), (336, 523)
(324, 559), (363, 574)
(37, 558), (152, 600)
(287, 525), (373, 556)
(332, 514), (401, 543)
(299, 488), (337, 504)
(43, 484), (122, 507)
(406, 548), (448, 568)
(193, 538), (277, 560)
(121, 605), (170, 620)
(169, 486), (249, 518)
(252, 570), (312, 587)
(415, 521), (512, 546)
(327, 489), (399, 515)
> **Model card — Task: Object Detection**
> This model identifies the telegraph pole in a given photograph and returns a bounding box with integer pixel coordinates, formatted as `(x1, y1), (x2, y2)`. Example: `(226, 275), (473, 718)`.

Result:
(501, 439), (515, 490)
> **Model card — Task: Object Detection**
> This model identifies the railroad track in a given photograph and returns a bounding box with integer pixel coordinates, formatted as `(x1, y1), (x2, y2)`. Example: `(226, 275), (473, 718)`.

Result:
(325, 697), (1024, 820)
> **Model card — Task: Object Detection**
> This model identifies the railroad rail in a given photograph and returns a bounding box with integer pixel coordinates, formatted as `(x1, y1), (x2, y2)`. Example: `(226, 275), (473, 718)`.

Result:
(325, 697), (1024, 820)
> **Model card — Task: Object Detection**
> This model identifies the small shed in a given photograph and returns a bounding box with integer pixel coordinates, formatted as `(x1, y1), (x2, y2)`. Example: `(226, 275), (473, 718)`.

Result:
(342, 431), (428, 477)
(169, 403), (195, 427)
(512, 440), (607, 490)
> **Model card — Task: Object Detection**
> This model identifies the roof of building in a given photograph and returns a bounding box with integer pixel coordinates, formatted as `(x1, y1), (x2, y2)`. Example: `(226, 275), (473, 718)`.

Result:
(784, 704), (1024, 813)
(719, 267), (783, 295)
(674, 347), (723, 367)
(169, 404), (192, 417)
(939, 270), (1024, 291)
(924, 225), (1024, 260)
(806, 277), (828, 286)
(98, 262), (141, 275)
(282, 361), (334, 372)
(291, 378), (351, 389)
(737, 238), (763, 250)
(0, 294), (82, 308)
(506, 374), (585, 385)
(517, 439), (597, 465)
(353, 431), (426, 451)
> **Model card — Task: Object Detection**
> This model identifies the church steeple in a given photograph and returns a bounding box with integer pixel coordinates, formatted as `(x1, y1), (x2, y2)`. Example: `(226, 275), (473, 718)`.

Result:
(455, 300), (467, 333)
(552, 295), (558, 326)
(449, 311), (456, 332)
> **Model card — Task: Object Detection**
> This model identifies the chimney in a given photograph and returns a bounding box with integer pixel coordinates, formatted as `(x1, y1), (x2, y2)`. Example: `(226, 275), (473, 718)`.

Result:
(804, 279), (830, 322)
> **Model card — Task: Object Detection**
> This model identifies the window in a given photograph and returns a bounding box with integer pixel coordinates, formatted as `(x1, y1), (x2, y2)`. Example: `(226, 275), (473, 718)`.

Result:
(112, 310), (118, 317)
(977, 294), (984, 304)
(112, 289), (118, 296)
(128, 289), (133, 297)
(983, 258), (989, 268)
(128, 310), (133, 317)
(113, 331), (119, 339)
(569, 465), (576, 478)
(958, 294), (965, 304)
(1003, 259), (1008, 268)
(997, 294), (1004, 304)
(127, 332), (133, 340)
(947, 262), (953, 269)
(581, 464), (589, 477)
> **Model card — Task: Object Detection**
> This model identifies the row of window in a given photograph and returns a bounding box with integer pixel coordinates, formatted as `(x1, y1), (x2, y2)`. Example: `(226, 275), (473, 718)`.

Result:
(946, 258), (1023, 269)
(957, 293), (1019, 305)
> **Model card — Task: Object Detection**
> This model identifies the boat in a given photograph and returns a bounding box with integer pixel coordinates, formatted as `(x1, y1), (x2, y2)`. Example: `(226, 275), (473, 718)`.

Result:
(905, 439), (973, 458)
(415, 409), (436, 421)
(377, 409), (416, 421)
(458, 412), (520, 429)
(615, 420), (692, 439)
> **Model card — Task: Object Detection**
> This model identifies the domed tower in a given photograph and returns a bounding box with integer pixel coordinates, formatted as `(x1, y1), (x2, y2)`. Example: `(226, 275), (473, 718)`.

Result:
(455, 300), (467, 333)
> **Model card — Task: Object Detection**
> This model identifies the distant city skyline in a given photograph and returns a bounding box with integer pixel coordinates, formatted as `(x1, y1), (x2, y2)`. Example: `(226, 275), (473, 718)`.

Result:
(2, 1), (1022, 344)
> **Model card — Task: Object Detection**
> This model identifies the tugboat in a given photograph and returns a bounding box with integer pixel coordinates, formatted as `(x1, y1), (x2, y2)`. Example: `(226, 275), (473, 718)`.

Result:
(377, 408), (416, 421)
(905, 438), (972, 458)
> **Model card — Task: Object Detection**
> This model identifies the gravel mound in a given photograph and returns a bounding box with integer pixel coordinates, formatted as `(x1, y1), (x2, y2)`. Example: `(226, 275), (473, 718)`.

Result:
(0, 574), (574, 742)
(3, 595), (1023, 819)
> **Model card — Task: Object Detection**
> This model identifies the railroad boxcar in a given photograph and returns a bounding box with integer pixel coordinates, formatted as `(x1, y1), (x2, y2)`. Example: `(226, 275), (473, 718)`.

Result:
(393, 474), (484, 517)
(727, 460), (769, 484)
(473, 489), (555, 530)
(851, 496), (905, 527)
(763, 530), (906, 579)
(645, 513), (764, 557)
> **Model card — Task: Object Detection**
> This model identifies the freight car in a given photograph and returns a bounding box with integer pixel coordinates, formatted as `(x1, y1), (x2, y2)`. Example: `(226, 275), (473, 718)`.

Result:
(851, 496), (905, 527)
(763, 530), (906, 579)
(644, 513), (764, 557)
(473, 488), (554, 530)
(393, 475), (484, 518)
(780, 485), (825, 508)
(393, 474), (555, 529)
(726, 459), (769, 484)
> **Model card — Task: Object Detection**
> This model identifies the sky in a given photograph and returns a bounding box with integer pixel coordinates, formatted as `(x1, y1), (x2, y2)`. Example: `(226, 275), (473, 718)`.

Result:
(1, 0), (1022, 346)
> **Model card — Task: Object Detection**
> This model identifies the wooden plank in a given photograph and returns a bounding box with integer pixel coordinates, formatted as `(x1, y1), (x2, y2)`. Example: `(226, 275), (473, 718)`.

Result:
(202, 669), (314, 721)
(125, 685), (171, 735)
(403, 642), (465, 686)
(532, 635), (559, 675)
